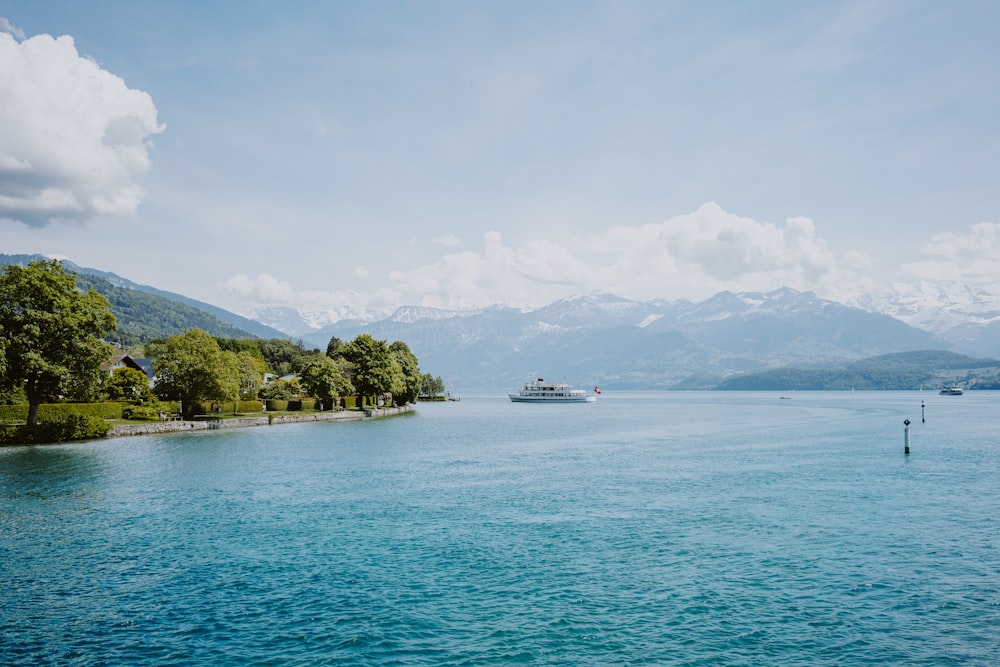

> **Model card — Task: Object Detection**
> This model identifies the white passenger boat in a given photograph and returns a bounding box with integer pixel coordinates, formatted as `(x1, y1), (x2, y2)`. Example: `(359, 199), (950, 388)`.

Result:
(508, 378), (598, 403)
(939, 385), (963, 395)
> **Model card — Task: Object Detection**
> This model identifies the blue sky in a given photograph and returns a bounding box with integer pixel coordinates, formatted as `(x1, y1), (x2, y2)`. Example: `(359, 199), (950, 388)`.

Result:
(2, 1), (998, 319)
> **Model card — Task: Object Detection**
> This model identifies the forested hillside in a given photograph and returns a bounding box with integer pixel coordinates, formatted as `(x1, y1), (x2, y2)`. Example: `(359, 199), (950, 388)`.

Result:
(0, 254), (287, 344)
(713, 350), (1000, 390)
(74, 273), (256, 344)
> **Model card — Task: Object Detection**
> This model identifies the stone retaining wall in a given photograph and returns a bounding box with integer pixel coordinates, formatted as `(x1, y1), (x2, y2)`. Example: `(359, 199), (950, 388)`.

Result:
(107, 405), (413, 438)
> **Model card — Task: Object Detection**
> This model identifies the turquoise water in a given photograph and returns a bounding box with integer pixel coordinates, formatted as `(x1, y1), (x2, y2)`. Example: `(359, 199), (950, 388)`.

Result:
(2, 391), (999, 665)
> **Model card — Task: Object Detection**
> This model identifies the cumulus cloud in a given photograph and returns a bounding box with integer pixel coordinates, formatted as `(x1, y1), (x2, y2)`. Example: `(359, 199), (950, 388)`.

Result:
(220, 273), (297, 303)
(0, 17), (25, 40)
(0, 30), (164, 227)
(383, 202), (865, 309)
(216, 204), (891, 315)
(901, 222), (1000, 284)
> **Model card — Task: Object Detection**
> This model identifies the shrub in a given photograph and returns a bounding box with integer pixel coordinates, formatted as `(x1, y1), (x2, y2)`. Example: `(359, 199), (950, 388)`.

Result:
(0, 415), (111, 445)
(0, 402), (126, 423)
(123, 404), (168, 421)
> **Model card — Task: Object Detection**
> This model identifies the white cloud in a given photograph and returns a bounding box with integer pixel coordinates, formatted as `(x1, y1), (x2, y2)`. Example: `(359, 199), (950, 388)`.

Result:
(383, 202), (867, 309)
(0, 31), (164, 227)
(220, 273), (296, 303)
(214, 205), (997, 318)
(0, 16), (25, 40)
(901, 222), (1000, 285)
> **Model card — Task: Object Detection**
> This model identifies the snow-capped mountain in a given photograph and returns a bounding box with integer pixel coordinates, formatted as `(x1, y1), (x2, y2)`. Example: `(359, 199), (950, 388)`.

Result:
(248, 305), (389, 337)
(299, 288), (951, 390)
(850, 281), (1000, 356)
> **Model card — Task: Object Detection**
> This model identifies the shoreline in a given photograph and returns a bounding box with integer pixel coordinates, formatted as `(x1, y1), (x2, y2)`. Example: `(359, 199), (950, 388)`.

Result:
(106, 404), (415, 438)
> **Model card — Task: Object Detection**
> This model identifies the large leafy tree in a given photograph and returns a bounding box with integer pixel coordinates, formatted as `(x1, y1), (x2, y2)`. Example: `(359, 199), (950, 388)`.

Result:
(0, 260), (116, 426)
(257, 338), (312, 376)
(339, 334), (399, 408)
(235, 349), (265, 399)
(420, 373), (446, 399)
(299, 354), (353, 407)
(389, 341), (421, 405)
(152, 329), (239, 417)
(105, 367), (154, 402)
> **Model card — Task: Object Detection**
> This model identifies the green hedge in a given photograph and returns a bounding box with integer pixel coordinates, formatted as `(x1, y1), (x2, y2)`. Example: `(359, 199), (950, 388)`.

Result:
(122, 401), (180, 421)
(191, 400), (264, 415)
(0, 415), (111, 445)
(265, 399), (288, 412)
(0, 402), (127, 424)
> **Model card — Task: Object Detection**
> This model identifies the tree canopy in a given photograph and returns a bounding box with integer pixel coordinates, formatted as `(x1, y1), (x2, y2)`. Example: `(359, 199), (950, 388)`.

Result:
(0, 260), (116, 426)
(299, 354), (353, 405)
(152, 329), (239, 417)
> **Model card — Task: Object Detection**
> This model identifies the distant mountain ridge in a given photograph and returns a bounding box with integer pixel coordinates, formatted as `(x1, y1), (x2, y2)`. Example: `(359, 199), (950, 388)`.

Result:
(713, 350), (1000, 391)
(0, 254), (288, 344)
(301, 288), (954, 390)
(5, 253), (996, 390)
(850, 281), (1000, 357)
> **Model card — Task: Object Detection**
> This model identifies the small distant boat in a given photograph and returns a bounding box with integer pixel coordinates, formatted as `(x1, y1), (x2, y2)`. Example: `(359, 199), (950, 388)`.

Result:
(509, 378), (597, 403)
(939, 385), (963, 396)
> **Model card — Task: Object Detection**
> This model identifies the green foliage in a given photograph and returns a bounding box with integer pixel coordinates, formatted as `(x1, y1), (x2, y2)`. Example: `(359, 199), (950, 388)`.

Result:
(0, 402), (127, 423)
(389, 341), (421, 405)
(74, 273), (255, 345)
(153, 329), (240, 418)
(0, 260), (117, 425)
(189, 399), (263, 415)
(265, 399), (289, 412)
(715, 350), (1000, 390)
(299, 354), (353, 402)
(260, 378), (300, 400)
(340, 334), (400, 407)
(122, 401), (177, 421)
(235, 349), (266, 399)
(257, 338), (312, 376)
(105, 367), (154, 402)
(326, 336), (344, 357)
(419, 373), (446, 398)
(0, 414), (111, 445)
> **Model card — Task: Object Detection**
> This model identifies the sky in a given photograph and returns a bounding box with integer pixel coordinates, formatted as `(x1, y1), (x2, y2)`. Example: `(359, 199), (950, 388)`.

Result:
(2, 1), (999, 320)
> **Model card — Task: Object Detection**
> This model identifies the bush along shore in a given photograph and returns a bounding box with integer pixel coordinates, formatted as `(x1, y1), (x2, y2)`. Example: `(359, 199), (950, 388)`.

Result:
(0, 402), (414, 445)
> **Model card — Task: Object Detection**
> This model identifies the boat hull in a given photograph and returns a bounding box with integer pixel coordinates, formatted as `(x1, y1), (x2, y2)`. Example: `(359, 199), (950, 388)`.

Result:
(508, 394), (596, 403)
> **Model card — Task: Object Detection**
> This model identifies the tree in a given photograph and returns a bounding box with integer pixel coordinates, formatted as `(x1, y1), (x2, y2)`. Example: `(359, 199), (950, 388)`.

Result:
(152, 329), (238, 418)
(235, 350), (265, 399)
(258, 338), (310, 376)
(0, 260), (116, 426)
(339, 334), (397, 408)
(260, 377), (300, 401)
(326, 336), (344, 357)
(389, 341), (421, 405)
(299, 354), (353, 407)
(105, 367), (154, 402)
(420, 373), (446, 399)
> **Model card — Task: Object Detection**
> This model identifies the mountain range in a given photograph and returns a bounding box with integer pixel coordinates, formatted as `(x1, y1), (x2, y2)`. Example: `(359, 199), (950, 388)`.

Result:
(298, 289), (971, 390)
(3, 254), (999, 390)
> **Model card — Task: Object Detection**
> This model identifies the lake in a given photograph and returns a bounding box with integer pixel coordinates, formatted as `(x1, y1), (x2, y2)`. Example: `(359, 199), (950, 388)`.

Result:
(2, 391), (999, 665)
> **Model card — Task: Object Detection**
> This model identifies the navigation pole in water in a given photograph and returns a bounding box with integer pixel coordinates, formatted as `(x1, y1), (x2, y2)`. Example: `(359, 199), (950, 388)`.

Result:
(903, 419), (911, 455)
